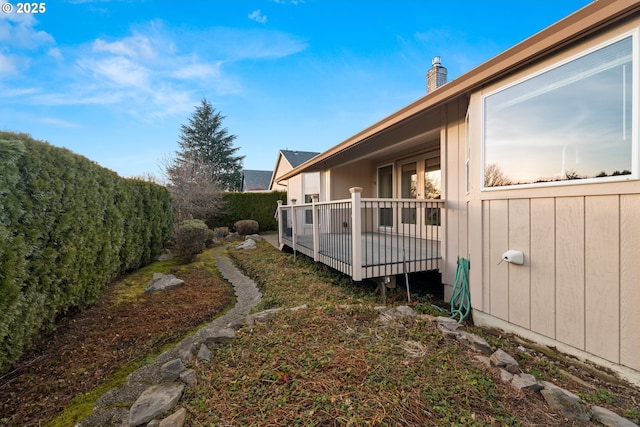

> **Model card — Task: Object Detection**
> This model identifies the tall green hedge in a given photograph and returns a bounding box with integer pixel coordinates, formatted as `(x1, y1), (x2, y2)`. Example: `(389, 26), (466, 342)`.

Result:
(0, 132), (173, 372)
(210, 191), (286, 231)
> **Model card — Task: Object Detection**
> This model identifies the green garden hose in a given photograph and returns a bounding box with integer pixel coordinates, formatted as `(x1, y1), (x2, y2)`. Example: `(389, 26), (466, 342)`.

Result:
(449, 257), (470, 323)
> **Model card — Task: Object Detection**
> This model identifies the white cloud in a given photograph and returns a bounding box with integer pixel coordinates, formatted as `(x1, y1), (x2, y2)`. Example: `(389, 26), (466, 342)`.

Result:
(48, 47), (63, 60)
(0, 13), (54, 48)
(3, 18), (306, 119)
(0, 52), (18, 74)
(248, 10), (267, 24)
(93, 34), (156, 59)
(38, 116), (79, 128)
(172, 62), (222, 80)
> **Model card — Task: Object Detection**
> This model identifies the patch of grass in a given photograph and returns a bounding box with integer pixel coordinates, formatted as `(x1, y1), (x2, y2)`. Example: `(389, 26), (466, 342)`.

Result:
(182, 243), (554, 425)
(111, 259), (178, 305)
(579, 388), (615, 405)
(48, 359), (146, 427)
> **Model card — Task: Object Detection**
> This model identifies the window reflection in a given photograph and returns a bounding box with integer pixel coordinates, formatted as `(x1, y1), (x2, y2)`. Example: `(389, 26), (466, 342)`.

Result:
(484, 36), (633, 187)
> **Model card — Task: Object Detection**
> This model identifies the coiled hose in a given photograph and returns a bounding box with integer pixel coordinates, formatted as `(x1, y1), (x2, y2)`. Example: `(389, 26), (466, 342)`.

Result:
(449, 257), (470, 323)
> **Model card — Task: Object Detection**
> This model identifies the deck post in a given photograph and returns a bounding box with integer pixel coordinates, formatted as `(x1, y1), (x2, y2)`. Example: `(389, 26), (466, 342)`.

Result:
(312, 194), (319, 261)
(350, 187), (363, 281)
(277, 200), (283, 248)
(290, 199), (297, 258)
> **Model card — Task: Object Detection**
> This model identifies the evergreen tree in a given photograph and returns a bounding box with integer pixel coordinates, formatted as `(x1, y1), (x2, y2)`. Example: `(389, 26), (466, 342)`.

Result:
(174, 98), (244, 191)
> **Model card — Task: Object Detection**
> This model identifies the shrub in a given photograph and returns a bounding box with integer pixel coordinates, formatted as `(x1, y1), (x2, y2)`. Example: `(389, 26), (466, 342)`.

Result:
(210, 191), (286, 231)
(234, 219), (259, 235)
(176, 219), (214, 262)
(0, 132), (173, 372)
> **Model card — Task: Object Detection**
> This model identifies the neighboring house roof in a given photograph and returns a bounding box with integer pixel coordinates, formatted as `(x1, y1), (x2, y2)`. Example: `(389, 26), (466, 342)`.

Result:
(277, 0), (639, 182)
(269, 149), (320, 190)
(280, 150), (320, 168)
(241, 170), (273, 192)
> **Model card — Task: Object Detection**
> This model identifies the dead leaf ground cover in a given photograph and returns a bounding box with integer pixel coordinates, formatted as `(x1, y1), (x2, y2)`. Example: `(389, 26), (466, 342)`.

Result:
(0, 249), (235, 426)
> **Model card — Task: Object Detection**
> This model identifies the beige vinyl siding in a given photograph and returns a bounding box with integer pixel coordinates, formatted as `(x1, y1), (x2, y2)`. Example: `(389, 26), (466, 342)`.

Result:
(443, 99), (469, 288)
(620, 194), (640, 371)
(480, 194), (639, 370)
(529, 198), (556, 338)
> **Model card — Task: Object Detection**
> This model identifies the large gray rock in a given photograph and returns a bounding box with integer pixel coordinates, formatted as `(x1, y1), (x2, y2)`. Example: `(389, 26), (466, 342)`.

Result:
(159, 407), (187, 427)
(540, 387), (590, 422)
(145, 273), (184, 293)
(511, 373), (542, 391)
(128, 382), (185, 426)
(455, 331), (493, 355)
(235, 239), (256, 250)
(197, 326), (236, 346)
(490, 349), (519, 373)
(160, 359), (186, 381)
(591, 406), (639, 427)
(197, 344), (213, 362)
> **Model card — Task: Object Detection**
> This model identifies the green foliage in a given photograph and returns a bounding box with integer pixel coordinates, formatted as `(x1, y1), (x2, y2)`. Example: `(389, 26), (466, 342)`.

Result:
(210, 191), (286, 231)
(234, 219), (259, 235)
(175, 219), (214, 263)
(173, 98), (244, 191)
(0, 131), (173, 373)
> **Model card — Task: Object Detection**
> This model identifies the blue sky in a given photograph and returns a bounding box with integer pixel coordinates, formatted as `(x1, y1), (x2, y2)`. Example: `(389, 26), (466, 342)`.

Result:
(1, 0), (592, 179)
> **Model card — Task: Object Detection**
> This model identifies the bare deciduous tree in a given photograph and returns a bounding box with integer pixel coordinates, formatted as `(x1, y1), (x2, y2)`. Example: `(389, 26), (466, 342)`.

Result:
(484, 163), (512, 187)
(161, 153), (224, 223)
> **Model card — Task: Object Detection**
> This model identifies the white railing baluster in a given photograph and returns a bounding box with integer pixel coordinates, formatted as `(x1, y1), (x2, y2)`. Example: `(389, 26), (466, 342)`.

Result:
(350, 187), (363, 281)
(312, 194), (319, 261)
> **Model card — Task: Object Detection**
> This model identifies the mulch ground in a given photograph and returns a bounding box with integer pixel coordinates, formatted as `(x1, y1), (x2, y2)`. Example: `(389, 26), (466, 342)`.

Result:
(0, 263), (235, 426)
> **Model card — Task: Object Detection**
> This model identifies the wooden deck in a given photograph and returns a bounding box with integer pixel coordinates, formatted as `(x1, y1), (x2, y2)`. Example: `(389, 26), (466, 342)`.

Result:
(282, 232), (441, 280)
(277, 190), (444, 280)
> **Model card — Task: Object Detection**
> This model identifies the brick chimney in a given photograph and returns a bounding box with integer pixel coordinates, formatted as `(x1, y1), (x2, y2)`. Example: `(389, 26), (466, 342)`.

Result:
(426, 56), (447, 93)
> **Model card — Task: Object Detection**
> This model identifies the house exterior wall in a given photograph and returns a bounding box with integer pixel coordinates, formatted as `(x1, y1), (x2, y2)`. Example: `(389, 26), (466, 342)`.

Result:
(271, 157), (291, 192)
(466, 18), (640, 383)
(330, 162), (375, 200)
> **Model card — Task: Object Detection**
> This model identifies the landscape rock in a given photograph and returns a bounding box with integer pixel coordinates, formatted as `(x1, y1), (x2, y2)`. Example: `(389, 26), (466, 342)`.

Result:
(159, 407), (187, 427)
(499, 369), (514, 383)
(248, 308), (283, 325)
(473, 355), (491, 368)
(128, 382), (185, 426)
(539, 380), (581, 400)
(179, 369), (197, 386)
(591, 405), (639, 427)
(197, 326), (236, 346)
(490, 349), (520, 373)
(157, 249), (173, 261)
(435, 316), (461, 332)
(511, 373), (542, 391)
(160, 359), (186, 381)
(540, 387), (590, 422)
(235, 239), (256, 250)
(393, 305), (417, 318)
(145, 273), (184, 293)
(455, 331), (493, 355)
(197, 344), (212, 362)
(245, 234), (264, 242)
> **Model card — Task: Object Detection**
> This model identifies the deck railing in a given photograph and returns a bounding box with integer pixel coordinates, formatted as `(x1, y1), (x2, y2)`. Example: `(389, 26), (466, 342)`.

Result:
(277, 187), (444, 280)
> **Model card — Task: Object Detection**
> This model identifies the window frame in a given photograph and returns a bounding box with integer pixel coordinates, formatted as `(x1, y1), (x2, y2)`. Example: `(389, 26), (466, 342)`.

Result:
(481, 28), (639, 191)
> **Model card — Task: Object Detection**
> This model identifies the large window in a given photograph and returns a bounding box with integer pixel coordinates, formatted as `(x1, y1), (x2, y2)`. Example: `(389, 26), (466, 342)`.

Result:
(483, 33), (636, 188)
